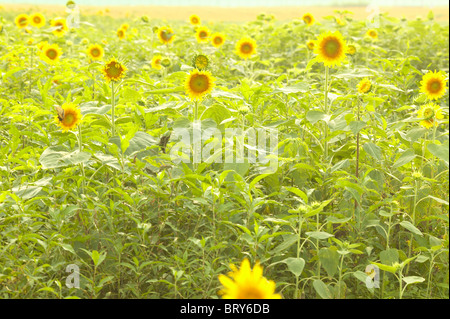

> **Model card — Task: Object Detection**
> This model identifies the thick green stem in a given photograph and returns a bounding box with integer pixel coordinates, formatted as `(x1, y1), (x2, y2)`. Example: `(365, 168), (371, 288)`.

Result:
(111, 81), (115, 136)
(323, 66), (329, 162)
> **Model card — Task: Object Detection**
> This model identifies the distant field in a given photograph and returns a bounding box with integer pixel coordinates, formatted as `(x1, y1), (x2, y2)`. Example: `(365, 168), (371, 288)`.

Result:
(1, 4), (449, 22)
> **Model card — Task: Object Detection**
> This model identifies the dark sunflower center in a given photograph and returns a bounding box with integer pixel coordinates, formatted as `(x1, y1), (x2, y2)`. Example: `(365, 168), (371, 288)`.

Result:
(241, 43), (252, 54)
(190, 74), (209, 93)
(304, 16), (311, 23)
(192, 17), (198, 24)
(91, 48), (100, 57)
(428, 80), (441, 93)
(237, 286), (265, 299)
(34, 17), (41, 24)
(107, 62), (123, 77)
(214, 37), (222, 44)
(46, 49), (57, 59)
(423, 108), (435, 119)
(19, 18), (27, 26)
(199, 31), (208, 39)
(324, 38), (340, 57)
(161, 30), (172, 41)
(63, 112), (75, 125)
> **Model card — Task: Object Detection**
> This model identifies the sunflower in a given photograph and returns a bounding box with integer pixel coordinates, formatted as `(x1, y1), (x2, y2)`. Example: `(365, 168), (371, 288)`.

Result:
(185, 68), (215, 100)
(51, 18), (68, 37)
(55, 103), (82, 132)
(347, 44), (356, 55)
(306, 40), (315, 50)
(36, 41), (48, 51)
(86, 44), (104, 61)
(102, 57), (127, 82)
(314, 31), (347, 68)
(419, 70), (447, 100)
(40, 43), (63, 65)
(417, 103), (444, 129)
(151, 55), (163, 70)
(357, 78), (372, 94)
(117, 28), (126, 40)
(302, 13), (315, 26)
(189, 14), (201, 25)
(29, 13), (45, 28)
(81, 38), (90, 45)
(195, 26), (210, 43)
(120, 23), (129, 31)
(235, 37), (257, 60)
(335, 17), (346, 26)
(366, 29), (378, 39)
(15, 14), (29, 28)
(157, 26), (175, 44)
(211, 32), (225, 48)
(192, 54), (209, 70)
(218, 259), (282, 299)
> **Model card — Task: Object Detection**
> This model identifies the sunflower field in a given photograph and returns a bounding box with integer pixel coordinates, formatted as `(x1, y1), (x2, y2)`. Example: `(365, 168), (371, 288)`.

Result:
(0, 5), (448, 300)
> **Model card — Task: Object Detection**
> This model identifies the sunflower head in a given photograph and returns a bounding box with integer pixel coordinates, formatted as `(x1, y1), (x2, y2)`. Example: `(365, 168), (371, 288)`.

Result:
(417, 103), (444, 129)
(40, 43), (63, 65)
(55, 103), (82, 132)
(192, 54), (210, 71)
(195, 26), (210, 43)
(87, 44), (104, 61)
(141, 15), (149, 23)
(30, 13), (46, 28)
(357, 78), (372, 94)
(211, 32), (226, 48)
(151, 55), (163, 70)
(120, 23), (129, 31)
(117, 28), (126, 40)
(306, 40), (315, 50)
(161, 57), (172, 68)
(102, 57), (127, 82)
(347, 44), (356, 55)
(314, 31), (347, 68)
(218, 259), (282, 299)
(185, 69), (215, 100)
(302, 13), (315, 26)
(235, 37), (257, 60)
(189, 14), (201, 25)
(81, 38), (90, 45)
(420, 70), (447, 100)
(51, 18), (68, 37)
(366, 29), (378, 39)
(158, 26), (175, 44)
(15, 14), (29, 28)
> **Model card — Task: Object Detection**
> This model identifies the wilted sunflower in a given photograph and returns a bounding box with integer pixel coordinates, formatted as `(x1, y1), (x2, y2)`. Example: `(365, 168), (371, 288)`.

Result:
(218, 259), (282, 299)
(211, 32), (225, 48)
(51, 18), (68, 37)
(15, 14), (29, 28)
(302, 13), (315, 26)
(420, 70), (447, 100)
(55, 102), (82, 132)
(117, 28), (126, 40)
(306, 40), (315, 50)
(102, 57), (127, 82)
(192, 54), (209, 70)
(235, 37), (257, 60)
(40, 43), (62, 65)
(158, 26), (175, 44)
(357, 78), (372, 94)
(30, 13), (45, 28)
(189, 14), (201, 25)
(314, 31), (347, 68)
(195, 26), (210, 43)
(366, 29), (378, 39)
(417, 103), (444, 129)
(86, 44), (104, 61)
(151, 55), (163, 70)
(185, 68), (215, 100)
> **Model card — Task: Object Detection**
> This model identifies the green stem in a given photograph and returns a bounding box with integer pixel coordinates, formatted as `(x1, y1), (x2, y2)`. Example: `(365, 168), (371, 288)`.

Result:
(323, 66), (329, 162)
(111, 81), (115, 137)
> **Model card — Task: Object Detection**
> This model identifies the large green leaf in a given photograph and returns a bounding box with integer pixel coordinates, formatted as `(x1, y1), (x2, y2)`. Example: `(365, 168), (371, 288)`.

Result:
(282, 257), (305, 277)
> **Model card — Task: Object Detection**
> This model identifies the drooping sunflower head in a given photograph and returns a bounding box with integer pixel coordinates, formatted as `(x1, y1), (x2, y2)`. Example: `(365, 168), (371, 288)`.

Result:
(101, 57), (127, 82)
(117, 28), (126, 40)
(185, 69), (215, 100)
(357, 78), (372, 94)
(420, 70), (447, 100)
(51, 18), (68, 37)
(15, 14), (29, 28)
(151, 55), (163, 70)
(302, 13), (315, 26)
(306, 40), (315, 50)
(55, 103), (82, 132)
(30, 13), (46, 28)
(366, 29), (378, 39)
(235, 37), (257, 60)
(195, 26), (210, 43)
(218, 258), (282, 299)
(314, 31), (347, 68)
(417, 103), (444, 129)
(192, 54), (210, 71)
(40, 43), (63, 65)
(211, 32), (226, 48)
(158, 26), (175, 44)
(86, 44), (104, 61)
(189, 14), (201, 25)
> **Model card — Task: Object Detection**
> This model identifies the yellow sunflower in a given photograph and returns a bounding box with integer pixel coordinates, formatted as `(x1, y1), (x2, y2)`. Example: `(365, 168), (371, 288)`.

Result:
(101, 57), (127, 82)
(81, 38), (90, 45)
(314, 31), (347, 68)
(417, 103), (444, 129)
(117, 28), (126, 40)
(211, 32), (226, 48)
(158, 26), (175, 44)
(120, 23), (129, 31)
(366, 29), (378, 39)
(195, 26), (210, 43)
(357, 78), (372, 94)
(29, 13), (46, 28)
(40, 43), (63, 65)
(306, 40), (315, 50)
(189, 14), (201, 25)
(192, 54), (209, 70)
(302, 13), (315, 26)
(347, 44), (356, 55)
(55, 103), (82, 132)
(86, 44), (104, 61)
(51, 18), (68, 37)
(151, 55), (163, 70)
(218, 258), (282, 299)
(420, 70), (447, 100)
(235, 37), (257, 60)
(185, 68), (215, 100)
(15, 14), (29, 28)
